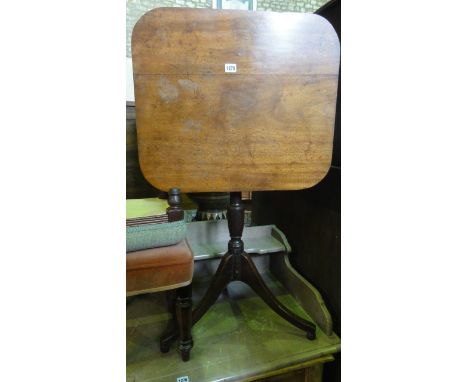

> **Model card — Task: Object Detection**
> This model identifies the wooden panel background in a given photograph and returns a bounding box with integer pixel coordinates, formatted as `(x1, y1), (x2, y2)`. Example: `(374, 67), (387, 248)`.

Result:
(132, 8), (340, 192)
(126, 102), (161, 199)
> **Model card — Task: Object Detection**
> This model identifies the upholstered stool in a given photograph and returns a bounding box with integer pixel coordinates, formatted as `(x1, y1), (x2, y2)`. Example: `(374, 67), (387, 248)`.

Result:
(126, 240), (193, 295)
(126, 189), (194, 361)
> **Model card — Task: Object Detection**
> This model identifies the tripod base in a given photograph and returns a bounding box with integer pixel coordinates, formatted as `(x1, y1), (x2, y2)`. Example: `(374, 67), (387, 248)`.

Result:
(160, 250), (316, 349)
(160, 192), (316, 355)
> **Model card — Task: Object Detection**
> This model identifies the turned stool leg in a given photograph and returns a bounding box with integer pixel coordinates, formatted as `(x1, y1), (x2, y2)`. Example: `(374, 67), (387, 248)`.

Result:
(160, 290), (176, 353)
(176, 285), (193, 361)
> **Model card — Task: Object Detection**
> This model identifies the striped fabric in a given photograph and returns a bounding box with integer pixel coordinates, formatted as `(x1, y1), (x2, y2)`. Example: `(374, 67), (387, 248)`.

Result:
(126, 214), (169, 227)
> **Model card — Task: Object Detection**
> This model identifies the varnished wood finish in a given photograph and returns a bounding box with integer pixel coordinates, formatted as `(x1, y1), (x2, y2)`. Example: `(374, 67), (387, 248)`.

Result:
(176, 285), (193, 362)
(162, 193), (316, 348)
(167, 187), (184, 222)
(227, 191), (244, 256)
(188, 250), (316, 336)
(132, 8), (340, 192)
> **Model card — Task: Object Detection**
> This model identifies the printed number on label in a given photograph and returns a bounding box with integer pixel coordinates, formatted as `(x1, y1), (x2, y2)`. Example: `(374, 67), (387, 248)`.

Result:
(224, 63), (237, 73)
(176, 377), (189, 382)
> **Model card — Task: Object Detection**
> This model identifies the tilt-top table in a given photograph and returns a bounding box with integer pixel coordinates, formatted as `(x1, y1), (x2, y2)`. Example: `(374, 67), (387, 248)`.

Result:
(131, 7), (340, 357)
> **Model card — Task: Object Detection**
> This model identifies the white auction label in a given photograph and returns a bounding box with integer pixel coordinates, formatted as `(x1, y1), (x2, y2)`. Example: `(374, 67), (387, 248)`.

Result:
(224, 63), (237, 73)
(176, 377), (189, 382)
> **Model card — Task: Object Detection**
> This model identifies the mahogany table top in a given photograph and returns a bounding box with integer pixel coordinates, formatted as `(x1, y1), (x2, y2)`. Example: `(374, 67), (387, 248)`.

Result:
(132, 8), (340, 192)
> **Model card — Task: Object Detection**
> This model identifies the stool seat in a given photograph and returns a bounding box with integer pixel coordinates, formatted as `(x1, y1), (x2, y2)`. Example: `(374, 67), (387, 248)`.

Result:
(126, 239), (193, 296)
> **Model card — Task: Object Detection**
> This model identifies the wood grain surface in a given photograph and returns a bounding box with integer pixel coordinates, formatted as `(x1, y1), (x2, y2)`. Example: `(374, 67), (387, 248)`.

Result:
(132, 8), (340, 192)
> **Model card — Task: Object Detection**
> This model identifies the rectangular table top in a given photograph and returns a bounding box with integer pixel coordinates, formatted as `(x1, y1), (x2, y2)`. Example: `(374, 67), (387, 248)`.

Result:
(132, 8), (340, 192)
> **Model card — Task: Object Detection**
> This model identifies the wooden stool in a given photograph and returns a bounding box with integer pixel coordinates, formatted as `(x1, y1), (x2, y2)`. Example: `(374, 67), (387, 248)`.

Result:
(126, 189), (194, 361)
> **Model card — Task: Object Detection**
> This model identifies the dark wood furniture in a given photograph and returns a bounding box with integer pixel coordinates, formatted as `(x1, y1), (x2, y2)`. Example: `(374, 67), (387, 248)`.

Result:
(131, 7), (340, 355)
(126, 101), (162, 199)
(126, 189), (193, 361)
